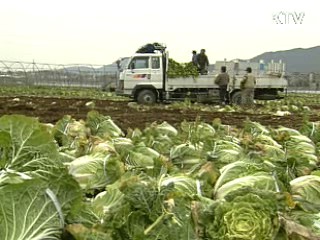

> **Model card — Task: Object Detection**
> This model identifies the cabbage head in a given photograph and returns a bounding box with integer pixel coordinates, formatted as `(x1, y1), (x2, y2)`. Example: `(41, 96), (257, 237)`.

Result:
(288, 211), (320, 238)
(68, 153), (124, 190)
(290, 175), (320, 211)
(207, 191), (280, 240)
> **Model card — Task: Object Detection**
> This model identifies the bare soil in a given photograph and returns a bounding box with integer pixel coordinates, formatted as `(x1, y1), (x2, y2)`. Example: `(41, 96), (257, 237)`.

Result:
(0, 96), (318, 132)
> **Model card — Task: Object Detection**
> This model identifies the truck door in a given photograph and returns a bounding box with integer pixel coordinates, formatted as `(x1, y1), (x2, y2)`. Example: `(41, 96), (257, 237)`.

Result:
(124, 56), (151, 90)
(150, 56), (162, 82)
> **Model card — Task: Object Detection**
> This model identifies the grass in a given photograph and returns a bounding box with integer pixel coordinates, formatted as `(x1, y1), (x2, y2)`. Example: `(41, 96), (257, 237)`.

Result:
(0, 86), (129, 101)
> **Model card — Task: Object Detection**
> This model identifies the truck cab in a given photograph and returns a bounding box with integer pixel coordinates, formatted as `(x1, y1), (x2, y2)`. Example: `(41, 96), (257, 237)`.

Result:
(117, 47), (168, 104)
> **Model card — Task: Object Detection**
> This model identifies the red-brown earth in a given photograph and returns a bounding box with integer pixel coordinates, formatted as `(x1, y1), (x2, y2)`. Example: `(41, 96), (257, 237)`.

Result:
(0, 96), (319, 132)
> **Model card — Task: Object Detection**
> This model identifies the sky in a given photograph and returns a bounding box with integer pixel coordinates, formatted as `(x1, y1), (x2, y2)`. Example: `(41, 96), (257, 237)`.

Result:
(1, 0), (319, 65)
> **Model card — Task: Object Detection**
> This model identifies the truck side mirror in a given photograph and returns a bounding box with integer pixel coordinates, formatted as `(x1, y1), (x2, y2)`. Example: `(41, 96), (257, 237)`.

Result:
(130, 62), (135, 69)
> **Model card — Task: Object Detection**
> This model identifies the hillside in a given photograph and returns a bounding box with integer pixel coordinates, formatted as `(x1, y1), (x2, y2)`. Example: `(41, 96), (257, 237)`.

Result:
(250, 46), (320, 73)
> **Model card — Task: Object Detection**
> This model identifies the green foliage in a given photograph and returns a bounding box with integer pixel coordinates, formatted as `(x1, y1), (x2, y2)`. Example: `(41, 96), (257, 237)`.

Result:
(1, 113), (320, 239)
(167, 58), (199, 78)
(0, 86), (128, 100)
(0, 115), (82, 239)
(0, 115), (59, 170)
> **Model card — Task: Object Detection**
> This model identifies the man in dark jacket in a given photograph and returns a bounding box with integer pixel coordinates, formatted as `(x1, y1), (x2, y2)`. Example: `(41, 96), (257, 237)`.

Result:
(197, 49), (209, 75)
(215, 66), (230, 105)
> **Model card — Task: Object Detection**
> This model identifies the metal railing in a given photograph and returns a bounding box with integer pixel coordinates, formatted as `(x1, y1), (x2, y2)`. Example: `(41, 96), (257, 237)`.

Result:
(0, 60), (118, 90)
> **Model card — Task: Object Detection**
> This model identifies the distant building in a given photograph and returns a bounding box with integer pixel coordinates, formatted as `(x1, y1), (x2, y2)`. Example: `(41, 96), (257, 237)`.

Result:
(214, 59), (285, 76)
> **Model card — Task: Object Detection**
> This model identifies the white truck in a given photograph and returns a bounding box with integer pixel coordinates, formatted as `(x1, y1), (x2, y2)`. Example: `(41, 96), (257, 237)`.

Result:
(116, 44), (288, 104)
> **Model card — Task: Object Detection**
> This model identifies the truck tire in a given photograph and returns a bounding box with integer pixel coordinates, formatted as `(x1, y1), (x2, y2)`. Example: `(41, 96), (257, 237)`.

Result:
(137, 89), (157, 104)
(231, 91), (242, 105)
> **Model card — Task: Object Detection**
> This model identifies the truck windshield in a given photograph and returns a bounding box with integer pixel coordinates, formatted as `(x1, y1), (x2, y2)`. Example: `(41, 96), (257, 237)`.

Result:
(130, 57), (149, 69)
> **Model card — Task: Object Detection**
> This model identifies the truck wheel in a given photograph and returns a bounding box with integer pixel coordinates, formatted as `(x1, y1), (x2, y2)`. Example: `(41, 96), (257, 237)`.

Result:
(231, 91), (242, 105)
(137, 89), (157, 104)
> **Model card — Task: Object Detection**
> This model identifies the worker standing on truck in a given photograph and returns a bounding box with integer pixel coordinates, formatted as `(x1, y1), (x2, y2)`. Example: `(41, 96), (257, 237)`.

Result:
(214, 66), (230, 105)
(192, 50), (198, 67)
(240, 67), (256, 106)
(197, 49), (209, 75)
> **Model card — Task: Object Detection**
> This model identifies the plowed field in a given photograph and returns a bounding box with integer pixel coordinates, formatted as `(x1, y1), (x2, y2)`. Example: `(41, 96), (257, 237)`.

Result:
(0, 96), (318, 131)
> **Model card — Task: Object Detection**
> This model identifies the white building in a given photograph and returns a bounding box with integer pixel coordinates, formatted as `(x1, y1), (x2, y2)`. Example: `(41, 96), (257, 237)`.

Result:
(214, 59), (286, 76)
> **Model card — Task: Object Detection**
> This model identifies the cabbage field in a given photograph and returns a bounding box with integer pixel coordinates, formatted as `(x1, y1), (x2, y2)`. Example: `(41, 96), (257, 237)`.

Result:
(1, 87), (320, 239)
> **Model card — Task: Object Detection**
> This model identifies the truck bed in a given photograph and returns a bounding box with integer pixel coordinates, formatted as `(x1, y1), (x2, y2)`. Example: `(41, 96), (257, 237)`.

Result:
(167, 74), (217, 89)
(167, 74), (287, 90)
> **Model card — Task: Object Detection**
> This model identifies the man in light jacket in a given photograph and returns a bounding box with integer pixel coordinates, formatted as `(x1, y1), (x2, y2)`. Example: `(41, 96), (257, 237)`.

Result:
(240, 67), (256, 106)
